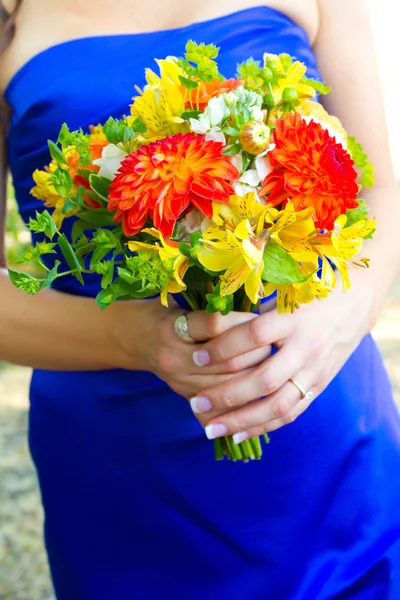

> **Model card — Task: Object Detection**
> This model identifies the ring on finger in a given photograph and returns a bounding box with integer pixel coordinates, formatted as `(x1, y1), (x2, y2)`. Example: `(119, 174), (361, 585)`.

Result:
(289, 377), (314, 402)
(174, 311), (193, 342)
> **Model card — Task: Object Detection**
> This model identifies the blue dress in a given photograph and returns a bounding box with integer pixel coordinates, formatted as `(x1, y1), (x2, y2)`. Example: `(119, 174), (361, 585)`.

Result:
(5, 7), (400, 599)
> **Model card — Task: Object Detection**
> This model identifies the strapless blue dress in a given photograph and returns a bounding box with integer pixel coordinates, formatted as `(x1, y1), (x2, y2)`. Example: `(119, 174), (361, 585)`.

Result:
(5, 6), (400, 599)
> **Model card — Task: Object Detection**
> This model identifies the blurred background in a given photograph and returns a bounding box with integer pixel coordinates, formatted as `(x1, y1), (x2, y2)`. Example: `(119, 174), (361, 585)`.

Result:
(1, 2), (400, 598)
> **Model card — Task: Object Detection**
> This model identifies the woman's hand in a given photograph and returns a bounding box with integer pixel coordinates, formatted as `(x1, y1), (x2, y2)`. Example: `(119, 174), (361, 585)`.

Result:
(112, 298), (272, 401)
(186, 277), (376, 442)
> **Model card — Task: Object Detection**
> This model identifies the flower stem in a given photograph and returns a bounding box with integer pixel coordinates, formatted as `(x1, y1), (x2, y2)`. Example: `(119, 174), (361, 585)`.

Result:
(181, 291), (200, 311)
(213, 438), (224, 461)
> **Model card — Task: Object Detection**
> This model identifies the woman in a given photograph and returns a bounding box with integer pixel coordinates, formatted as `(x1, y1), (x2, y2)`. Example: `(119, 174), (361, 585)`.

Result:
(1, 0), (400, 598)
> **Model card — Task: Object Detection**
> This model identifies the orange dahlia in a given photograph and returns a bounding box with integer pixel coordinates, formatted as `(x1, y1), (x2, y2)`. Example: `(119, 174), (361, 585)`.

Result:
(184, 78), (242, 111)
(260, 112), (359, 230)
(108, 132), (239, 237)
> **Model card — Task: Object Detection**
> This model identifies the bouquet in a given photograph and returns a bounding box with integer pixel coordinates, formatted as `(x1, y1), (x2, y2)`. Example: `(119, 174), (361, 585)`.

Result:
(9, 41), (376, 462)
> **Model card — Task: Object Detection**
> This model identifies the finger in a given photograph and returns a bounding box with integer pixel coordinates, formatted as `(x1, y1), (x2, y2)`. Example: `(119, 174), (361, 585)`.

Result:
(190, 343), (304, 414)
(201, 344), (272, 374)
(203, 371), (317, 439)
(192, 310), (293, 366)
(186, 310), (257, 343)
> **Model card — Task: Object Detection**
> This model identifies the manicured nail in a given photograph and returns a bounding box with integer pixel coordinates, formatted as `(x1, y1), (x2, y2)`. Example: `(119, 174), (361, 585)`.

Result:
(205, 424), (228, 440)
(190, 396), (212, 414)
(193, 350), (211, 367)
(233, 432), (249, 445)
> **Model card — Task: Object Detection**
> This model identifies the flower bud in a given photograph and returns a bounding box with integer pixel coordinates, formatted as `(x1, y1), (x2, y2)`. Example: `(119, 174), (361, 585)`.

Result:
(282, 87), (298, 103)
(239, 121), (271, 155)
(261, 67), (273, 82)
(266, 59), (278, 74)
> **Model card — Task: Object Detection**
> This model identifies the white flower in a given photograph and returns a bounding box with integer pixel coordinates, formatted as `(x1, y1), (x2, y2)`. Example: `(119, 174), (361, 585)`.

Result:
(92, 144), (128, 181)
(205, 127), (226, 144)
(255, 144), (275, 181)
(176, 209), (206, 241)
(234, 181), (259, 197)
(302, 115), (347, 149)
(230, 153), (243, 174)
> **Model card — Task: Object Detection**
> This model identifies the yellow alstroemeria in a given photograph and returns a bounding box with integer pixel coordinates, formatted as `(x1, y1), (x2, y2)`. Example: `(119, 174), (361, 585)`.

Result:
(314, 214), (376, 290)
(263, 53), (315, 104)
(128, 228), (188, 306)
(210, 192), (267, 236)
(264, 201), (319, 265)
(30, 165), (79, 228)
(264, 267), (332, 314)
(199, 223), (268, 305)
(129, 58), (189, 139)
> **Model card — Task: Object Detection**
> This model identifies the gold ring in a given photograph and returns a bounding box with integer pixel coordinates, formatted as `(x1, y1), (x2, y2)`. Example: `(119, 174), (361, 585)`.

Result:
(289, 378), (314, 402)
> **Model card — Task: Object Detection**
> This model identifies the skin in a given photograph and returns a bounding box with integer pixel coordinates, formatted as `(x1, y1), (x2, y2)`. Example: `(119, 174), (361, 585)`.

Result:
(0, 0), (399, 442)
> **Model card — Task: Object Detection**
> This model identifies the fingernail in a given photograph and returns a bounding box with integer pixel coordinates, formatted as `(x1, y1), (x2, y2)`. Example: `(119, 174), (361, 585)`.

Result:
(190, 396), (212, 414)
(205, 424), (228, 440)
(233, 432), (249, 445)
(193, 350), (211, 367)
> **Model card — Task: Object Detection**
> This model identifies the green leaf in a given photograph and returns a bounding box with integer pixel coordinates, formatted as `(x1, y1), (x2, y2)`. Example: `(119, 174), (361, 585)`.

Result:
(221, 126), (239, 137)
(117, 267), (136, 284)
(262, 242), (309, 284)
(28, 210), (58, 240)
(345, 198), (369, 227)
(300, 76), (331, 95)
(17, 241), (57, 264)
(96, 285), (121, 310)
(78, 209), (115, 227)
(40, 260), (61, 289)
(361, 162), (374, 188)
(48, 140), (69, 166)
(178, 242), (192, 257)
(189, 231), (202, 247)
(58, 233), (84, 284)
(347, 136), (368, 168)
(181, 110), (202, 120)
(131, 116), (147, 134)
(8, 269), (41, 294)
(178, 75), (199, 90)
(50, 167), (72, 198)
(279, 53), (293, 71)
(100, 258), (115, 289)
(222, 142), (242, 156)
(89, 174), (112, 203)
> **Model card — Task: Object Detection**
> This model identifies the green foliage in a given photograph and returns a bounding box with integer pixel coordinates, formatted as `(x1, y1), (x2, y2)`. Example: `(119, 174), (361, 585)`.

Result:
(347, 136), (375, 188)
(205, 284), (233, 315)
(28, 211), (58, 240)
(102, 116), (146, 152)
(345, 198), (369, 227)
(300, 76), (331, 95)
(56, 123), (92, 166)
(262, 242), (309, 284)
(178, 40), (222, 83)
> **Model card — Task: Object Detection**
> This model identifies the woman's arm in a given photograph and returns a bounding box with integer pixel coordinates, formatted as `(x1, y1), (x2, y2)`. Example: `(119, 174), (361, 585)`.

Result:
(314, 0), (400, 321)
(181, 0), (400, 440)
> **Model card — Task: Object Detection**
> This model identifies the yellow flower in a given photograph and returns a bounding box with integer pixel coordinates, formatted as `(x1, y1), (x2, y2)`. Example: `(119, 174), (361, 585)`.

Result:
(129, 59), (189, 139)
(264, 53), (315, 104)
(264, 202), (319, 264)
(128, 228), (188, 306)
(210, 192), (267, 235)
(297, 100), (347, 144)
(314, 214), (376, 290)
(199, 220), (268, 305)
(264, 268), (332, 313)
(30, 165), (79, 228)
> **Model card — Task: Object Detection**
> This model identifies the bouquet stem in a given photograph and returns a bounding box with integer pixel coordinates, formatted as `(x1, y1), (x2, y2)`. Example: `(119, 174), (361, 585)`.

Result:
(214, 434), (270, 462)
